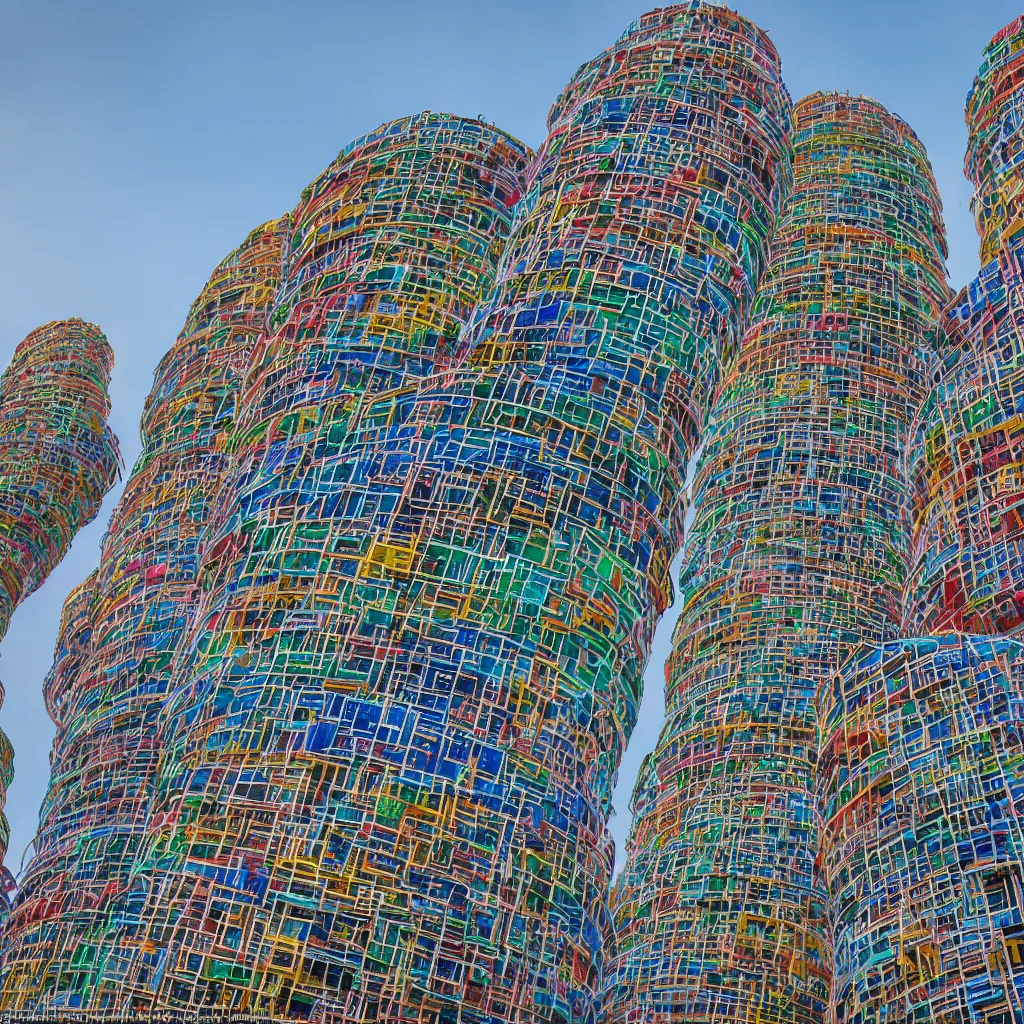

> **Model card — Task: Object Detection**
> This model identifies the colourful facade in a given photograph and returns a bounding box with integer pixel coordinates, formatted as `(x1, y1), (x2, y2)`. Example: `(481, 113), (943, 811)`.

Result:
(0, 113), (531, 1014)
(69, 6), (791, 1021)
(821, 637), (1024, 1020)
(0, 222), (290, 1007)
(824, 16), (1024, 1021)
(906, 17), (1024, 637)
(19, 6), (1024, 1023)
(606, 93), (950, 1023)
(0, 319), (119, 876)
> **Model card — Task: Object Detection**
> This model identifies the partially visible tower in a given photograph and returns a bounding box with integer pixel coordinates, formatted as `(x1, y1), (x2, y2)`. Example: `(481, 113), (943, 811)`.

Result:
(905, 14), (1024, 636)
(967, 15), (1024, 268)
(822, 17), (1024, 1021)
(95, 5), (792, 1021)
(0, 321), (119, 638)
(0, 222), (289, 1009)
(607, 93), (950, 1024)
(0, 319), (120, 880)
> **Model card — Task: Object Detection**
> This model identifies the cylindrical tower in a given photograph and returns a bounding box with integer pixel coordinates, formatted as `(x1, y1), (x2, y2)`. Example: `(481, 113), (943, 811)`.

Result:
(4, 113), (531, 1016)
(0, 222), (290, 1010)
(607, 93), (950, 1024)
(0, 321), (119, 636)
(0, 319), (120, 873)
(104, 6), (791, 1021)
(825, 17), (1024, 1022)
(2, 113), (532, 1016)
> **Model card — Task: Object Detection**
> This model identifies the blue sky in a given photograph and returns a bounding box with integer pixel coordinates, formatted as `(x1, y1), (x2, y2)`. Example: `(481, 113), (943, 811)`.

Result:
(0, 0), (1018, 874)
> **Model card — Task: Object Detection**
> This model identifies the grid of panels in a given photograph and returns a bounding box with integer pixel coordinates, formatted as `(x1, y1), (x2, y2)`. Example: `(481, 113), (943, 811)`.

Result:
(0, 223), (290, 1006)
(822, 637), (1024, 1022)
(606, 93), (951, 1024)
(0, 115), (531, 1017)
(828, 17), (1024, 1022)
(0, 320), (119, 883)
(19, 7), (793, 1021)
(20, 6), (1024, 1024)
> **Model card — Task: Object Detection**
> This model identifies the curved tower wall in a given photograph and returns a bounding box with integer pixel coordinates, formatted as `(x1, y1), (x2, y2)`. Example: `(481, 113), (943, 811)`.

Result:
(0, 114), (530, 1015)
(826, 17), (1024, 1021)
(966, 15), (1024, 266)
(0, 113), (531, 1015)
(0, 319), (120, 871)
(41, 572), (100, 736)
(0, 320), (120, 636)
(91, 5), (791, 1021)
(607, 93), (950, 1024)
(821, 637), (1024, 1021)
(905, 16), (1024, 639)
(0, 221), (291, 1007)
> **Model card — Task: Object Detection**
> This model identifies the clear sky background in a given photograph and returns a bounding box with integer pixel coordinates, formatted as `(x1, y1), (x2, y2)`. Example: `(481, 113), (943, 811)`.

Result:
(0, 0), (1018, 875)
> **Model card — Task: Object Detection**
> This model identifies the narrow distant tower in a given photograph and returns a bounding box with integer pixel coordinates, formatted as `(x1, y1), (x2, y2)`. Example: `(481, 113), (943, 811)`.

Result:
(102, 5), (791, 1021)
(0, 319), (119, 879)
(822, 17), (1024, 1021)
(606, 94), (950, 1023)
